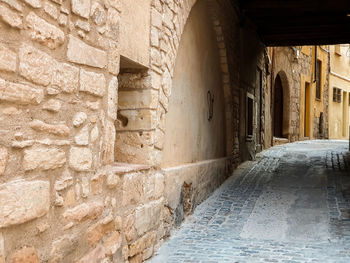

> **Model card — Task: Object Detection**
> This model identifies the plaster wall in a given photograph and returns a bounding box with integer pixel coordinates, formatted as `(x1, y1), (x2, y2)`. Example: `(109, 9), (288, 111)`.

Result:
(162, 0), (226, 168)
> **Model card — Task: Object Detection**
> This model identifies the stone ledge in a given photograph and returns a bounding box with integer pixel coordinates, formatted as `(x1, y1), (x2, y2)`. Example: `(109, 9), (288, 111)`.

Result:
(109, 162), (151, 175)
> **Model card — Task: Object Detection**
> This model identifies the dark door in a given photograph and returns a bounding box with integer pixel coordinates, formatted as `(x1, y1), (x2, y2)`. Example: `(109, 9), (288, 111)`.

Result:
(273, 75), (283, 137)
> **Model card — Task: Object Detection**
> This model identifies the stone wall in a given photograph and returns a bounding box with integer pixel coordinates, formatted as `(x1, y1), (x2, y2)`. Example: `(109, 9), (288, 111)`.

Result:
(0, 0), (267, 262)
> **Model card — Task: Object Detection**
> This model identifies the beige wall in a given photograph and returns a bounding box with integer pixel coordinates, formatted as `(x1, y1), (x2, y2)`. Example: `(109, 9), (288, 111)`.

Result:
(162, 0), (226, 168)
(329, 45), (350, 139)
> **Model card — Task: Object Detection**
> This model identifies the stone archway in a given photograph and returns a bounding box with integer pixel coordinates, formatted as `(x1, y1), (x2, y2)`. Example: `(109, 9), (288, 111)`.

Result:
(273, 71), (291, 139)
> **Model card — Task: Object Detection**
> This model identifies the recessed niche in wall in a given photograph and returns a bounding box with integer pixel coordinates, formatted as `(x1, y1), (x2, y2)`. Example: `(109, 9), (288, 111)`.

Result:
(115, 56), (154, 164)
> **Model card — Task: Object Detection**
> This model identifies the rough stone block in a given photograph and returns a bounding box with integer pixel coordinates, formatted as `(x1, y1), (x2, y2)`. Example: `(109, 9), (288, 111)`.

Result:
(80, 69), (106, 97)
(52, 63), (79, 93)
(49, 235), (78, 263)
(122, 173), (144, 206)
(22, 0), (41, 8)
(118, 89), (158, 110)
(0, 0), (23, 12)
(0, 147), (8, 176)
(135, 199), (163, 236)
(0, 4), (22, 29)
(69, 147), (92, 171)
(128, 231), (156, 257)
(23, 146), (66, 171)
(26, 12), (64, 49)
(115, 131), (154, 164)
(116, 109), (156, 131)
(101, 120), (115, 165)
(104, 231), (122, 256)
(29, 119), (70, 136)
(107, 77), (118, 120)
(63, 201), (103, 223)
(43, 99), (62, 112)
(74, 125), (89, 146)
(0, 44), (16, 72)
(0, 180), (50, 228)
(19, 44), (56, 86)
(71, 0), (90, 19)
(67, 35), (107, 68)
(0, 78), (44, 105)
(72, 112), (87, 127)
(86, 215), (114, 245)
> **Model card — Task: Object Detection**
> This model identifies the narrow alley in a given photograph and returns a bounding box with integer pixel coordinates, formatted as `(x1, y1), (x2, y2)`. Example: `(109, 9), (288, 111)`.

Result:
(150, 140), (350, 263)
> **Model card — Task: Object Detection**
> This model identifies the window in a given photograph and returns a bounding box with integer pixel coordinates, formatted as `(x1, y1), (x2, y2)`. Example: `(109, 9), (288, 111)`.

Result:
(316, 60), (322, 100)
(333, 87), (342, 103)
(246, 94), (254, 139)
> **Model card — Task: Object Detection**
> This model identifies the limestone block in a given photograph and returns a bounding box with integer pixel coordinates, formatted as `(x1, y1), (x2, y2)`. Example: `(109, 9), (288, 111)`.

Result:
(106, 171), (120, 189)
(67, 35), (107, 68)
(105, 7), (119, 39)
(107, 76), (118, 120)
(0, 4), (22, 29)
(118, 89), (158, 110)
(135, 199), (163, 236)
(44, 1), (58, 19)
(124, 213), (136, 243)
(29, 119), (70, 136)
(0, 44), (16, 72)
(101, 120), (115, 165)
(0, 0), (23, 12)
(91, 2), (106, 25)
(86, 215), (114, 245)
(122, 173), (144, 206)
(144, 172), (164, 201)
(19, 44), (56, 86)
(9, 247), (39, 263)
(0, 147), (8, 175)
(104, 231), (122, 256)
(43, 99), (62, 112)
(0, 78), (44, 105)
(26, 12), (64, 49)
(116, 110), (156, 131)
(49, 235), (78, 263)
(108, 41), (120, 75)
(103, 0), (121, 11)
(90, 125), (99, 142)
(0, 180), (50, 228)
(52, 63), (79, 93)
(22, 0), (41, 8)
(73, 112), (87, 127)
(76, 245), (105, 263)
(74, 125), (89, 146)
(54, 170), (73, 191)
(11, 140), (35, 149)
(80, 69), (106, 97)
(69, 147), (92, 171)
(81, 176), (89, 198)
(23, 146), (66, 171)
(63, 201), (103, 222)
(115, 131), (154, 164)
(71, 0), (91, 19)
(128, 231), (156, 257)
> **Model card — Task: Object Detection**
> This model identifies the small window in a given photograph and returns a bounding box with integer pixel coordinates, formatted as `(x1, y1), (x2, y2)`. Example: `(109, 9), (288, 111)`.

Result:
(333, 87), (342, 103)
(316, 60), (322, 100)
(246, 94), (254, 139)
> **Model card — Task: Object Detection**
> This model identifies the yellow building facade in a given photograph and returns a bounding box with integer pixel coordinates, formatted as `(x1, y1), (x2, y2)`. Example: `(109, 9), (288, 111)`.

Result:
(328, 45), (350, 139)
(299, 46), (329, 140)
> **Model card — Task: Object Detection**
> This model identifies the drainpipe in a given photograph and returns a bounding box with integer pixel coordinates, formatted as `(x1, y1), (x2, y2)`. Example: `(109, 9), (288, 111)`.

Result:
(314, 46), (317, 83)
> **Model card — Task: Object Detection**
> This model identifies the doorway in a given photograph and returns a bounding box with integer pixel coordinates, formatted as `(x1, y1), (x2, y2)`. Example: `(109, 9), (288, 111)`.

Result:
(304, 82), (311, 138)
(273, 74), (283, 137)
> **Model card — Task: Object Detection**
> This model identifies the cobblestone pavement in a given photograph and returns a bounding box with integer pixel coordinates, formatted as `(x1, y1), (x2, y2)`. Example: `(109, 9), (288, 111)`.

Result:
(150, 140), (350, 263)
